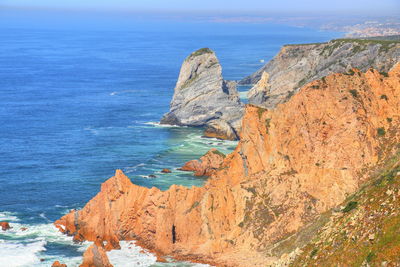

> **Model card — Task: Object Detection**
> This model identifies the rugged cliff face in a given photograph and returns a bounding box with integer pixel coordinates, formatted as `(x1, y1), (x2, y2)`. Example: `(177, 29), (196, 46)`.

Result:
(241, 39), (400, 108)
(160, 48), (244, 140)
(55, 64), (400, 266)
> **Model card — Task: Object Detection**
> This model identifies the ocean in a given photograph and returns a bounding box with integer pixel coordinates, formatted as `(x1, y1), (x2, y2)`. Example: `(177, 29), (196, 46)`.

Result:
(0, 12), (339, 266)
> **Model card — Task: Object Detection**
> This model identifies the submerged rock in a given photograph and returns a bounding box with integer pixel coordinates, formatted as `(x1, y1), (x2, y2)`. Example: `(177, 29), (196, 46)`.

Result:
(161, 48), (243, 140)
(180, 148), (225, 176)
(0, 221), (10, 231)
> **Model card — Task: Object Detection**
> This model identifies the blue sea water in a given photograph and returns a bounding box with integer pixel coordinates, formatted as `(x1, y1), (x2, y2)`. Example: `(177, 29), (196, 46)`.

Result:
(0, 13), (339, 266)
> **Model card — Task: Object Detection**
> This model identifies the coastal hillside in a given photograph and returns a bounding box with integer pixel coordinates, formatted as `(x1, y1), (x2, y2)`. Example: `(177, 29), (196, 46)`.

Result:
(161, 48), (244, 140)
(240, 38), (400, 108)
(290, 155), (400, 266)
(55, 64), (400, 266)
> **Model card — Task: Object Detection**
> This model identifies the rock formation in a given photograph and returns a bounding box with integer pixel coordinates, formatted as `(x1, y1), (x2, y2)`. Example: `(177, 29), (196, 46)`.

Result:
(1, 221), (10, 231)
(241, 38), (400, 108)
(246, 71), (270, 105)
(56, 64), (400, 266)
(80, 243), (113, 267)
(179, 148), (225, 176)
(160, 48), (244, 140)
(52, 261), (67, 267)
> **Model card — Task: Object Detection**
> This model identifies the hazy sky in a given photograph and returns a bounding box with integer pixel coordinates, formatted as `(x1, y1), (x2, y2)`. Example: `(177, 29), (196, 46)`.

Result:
(1, 0), (399, 15)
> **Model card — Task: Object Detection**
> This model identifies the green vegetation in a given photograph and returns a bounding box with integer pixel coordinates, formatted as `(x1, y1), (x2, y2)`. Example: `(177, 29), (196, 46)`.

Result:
(211, 150), (226, 158)
(380, 71), (389, 77)
(310, 248), (318, 258)
(265, 118), (271, 134)
(366, 252), (376, 263)
(363, 35), (400, 41)
(291, 149), (400, 267)
(284, 37), (399, 59)
(381, 94), (388, 100)
(257, 107), (267, 119)
(342, 201), (358, 213)
(387, 117), (393, 123)
(377, 127), (386, 137)
(185, 201), (200, 214)
(349, 89), (358, 98)
(344, 69), (356, 76)
(188, 48), (213, 59)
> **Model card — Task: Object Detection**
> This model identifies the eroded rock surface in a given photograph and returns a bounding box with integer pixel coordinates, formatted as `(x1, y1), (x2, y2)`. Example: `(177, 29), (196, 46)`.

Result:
(160, 48), (244, 140)
(179, 148), (225, 176)
(56, 65), (400, 266)
(241, 39), (400, 108)
(80, 243), (113, 267)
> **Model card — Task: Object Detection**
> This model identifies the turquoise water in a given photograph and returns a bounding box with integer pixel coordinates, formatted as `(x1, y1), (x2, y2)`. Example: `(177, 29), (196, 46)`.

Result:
(0, 14), (339, 266)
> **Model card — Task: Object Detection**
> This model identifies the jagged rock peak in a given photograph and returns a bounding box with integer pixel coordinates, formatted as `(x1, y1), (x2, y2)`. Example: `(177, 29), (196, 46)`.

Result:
(160, 48), (244, 140)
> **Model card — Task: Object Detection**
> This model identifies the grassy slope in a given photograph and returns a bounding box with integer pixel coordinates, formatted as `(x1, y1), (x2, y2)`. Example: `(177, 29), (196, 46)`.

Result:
(291, 149), (400, 266)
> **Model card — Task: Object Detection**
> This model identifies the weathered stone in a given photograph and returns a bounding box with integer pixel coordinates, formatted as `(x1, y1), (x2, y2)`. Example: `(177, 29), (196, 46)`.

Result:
(161, 48), (244, 140)
(241, 39), (400, 108)
(80, 243), (113, 267)
(179, 148), (225, 176)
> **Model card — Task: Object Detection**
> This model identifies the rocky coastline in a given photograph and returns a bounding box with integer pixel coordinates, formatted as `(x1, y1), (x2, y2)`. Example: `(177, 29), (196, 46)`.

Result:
(55, 62), (400, 266)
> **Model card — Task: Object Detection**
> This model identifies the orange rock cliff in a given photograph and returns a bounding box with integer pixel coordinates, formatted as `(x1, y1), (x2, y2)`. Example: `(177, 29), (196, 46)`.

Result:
(179, 148), (226, 177)
(55, 65), (400, 266)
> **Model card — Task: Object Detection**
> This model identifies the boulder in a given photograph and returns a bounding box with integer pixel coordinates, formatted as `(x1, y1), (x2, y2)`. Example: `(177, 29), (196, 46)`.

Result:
(161, 169), (171, 173)
(80, 243), (113, 267)
(0, 221), (10, 231)
(180, 148), (225, 176)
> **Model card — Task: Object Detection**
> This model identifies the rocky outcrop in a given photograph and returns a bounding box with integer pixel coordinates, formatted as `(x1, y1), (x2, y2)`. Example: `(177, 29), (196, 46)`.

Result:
(52, 261), (67, 267)
(179, 148), (225, 176)
(246, 71), (270, 105)
(241, 38), (400, 108)
(1, 221), (10, 231)
(160, 48), (244, 140)
(56, 65), (400, 266)
(80, 243), (113, 267)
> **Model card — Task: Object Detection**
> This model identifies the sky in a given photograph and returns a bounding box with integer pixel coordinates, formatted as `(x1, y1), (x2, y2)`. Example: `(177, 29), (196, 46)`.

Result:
(1, 0), (399, 15)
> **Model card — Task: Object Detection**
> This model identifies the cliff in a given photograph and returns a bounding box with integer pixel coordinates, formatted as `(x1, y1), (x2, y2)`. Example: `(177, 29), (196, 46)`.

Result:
(160, 48), (244, 140)
(55, 64), (400, 266)
(240, 38), (400, 108)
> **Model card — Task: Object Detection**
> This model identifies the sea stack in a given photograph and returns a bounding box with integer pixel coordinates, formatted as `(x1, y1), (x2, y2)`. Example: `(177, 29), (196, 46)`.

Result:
(160, 48), (243, 140)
